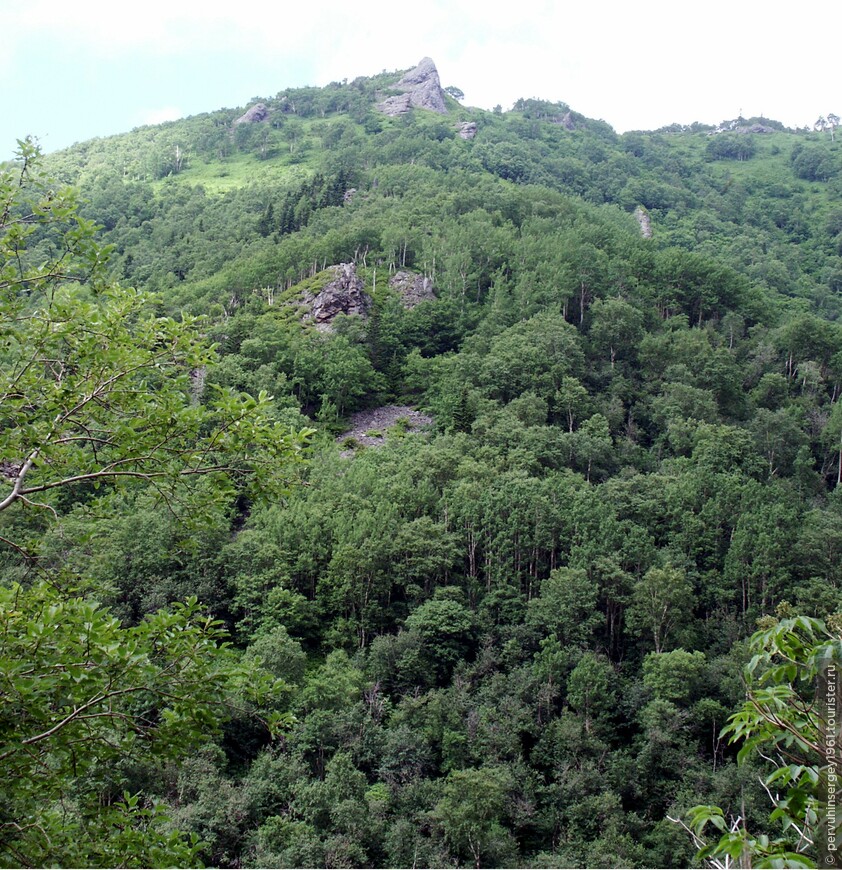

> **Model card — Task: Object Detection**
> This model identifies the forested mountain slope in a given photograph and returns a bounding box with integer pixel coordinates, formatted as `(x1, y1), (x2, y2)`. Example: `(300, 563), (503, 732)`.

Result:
(2, 59), (841, 867)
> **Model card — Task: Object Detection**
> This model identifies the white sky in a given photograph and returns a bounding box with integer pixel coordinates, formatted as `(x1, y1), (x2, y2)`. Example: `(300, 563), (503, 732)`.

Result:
(3, 0), (838, 158)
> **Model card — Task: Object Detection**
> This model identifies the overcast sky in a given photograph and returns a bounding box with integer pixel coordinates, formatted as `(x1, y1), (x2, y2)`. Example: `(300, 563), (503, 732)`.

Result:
(3, 0), (838, 159)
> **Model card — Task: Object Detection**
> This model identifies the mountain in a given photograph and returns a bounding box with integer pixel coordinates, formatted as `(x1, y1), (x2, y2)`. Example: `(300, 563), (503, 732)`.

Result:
(39, 59), (842, 322)
(3, 59), (842, 868)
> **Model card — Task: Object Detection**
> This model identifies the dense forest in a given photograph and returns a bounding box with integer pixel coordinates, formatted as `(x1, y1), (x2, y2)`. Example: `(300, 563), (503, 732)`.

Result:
(2, 59), (842, 868)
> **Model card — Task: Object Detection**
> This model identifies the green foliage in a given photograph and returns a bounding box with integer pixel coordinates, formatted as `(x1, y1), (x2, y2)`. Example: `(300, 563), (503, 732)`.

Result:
(626, 566), (695, 652)
(7, 62), (842, 869)
(706, 133), (758, 161)
(791, 142), (840, 181)
(404, 597), (477, 685)
(681, 615), (842, 868)
(434, 766), (517, 867)
(0, 140), (314, 555)
(528, 567), (600, 648)
(643, 649), (707, 704)
(566, 652), (618, 737)
(0, 583), (286, 867)
(0, 140), (307, 866)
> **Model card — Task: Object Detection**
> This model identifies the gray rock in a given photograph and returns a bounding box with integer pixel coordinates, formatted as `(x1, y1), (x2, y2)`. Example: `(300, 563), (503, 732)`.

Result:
(337, 405), (434, 455)
(234, 103), (270, 125)
(737, 123), (777, 134)
(379, 93), (413, 117)
(0, 460), (21, 481)
(633, 206), (652, 239)
(399, 56), (439, 88)
(389, 271), (436, 308)
(302, 263), (371, 332)
(378, 57), (449, 116)
(714, 122), (778, 134)
(458, 121), (477, 140)
(558, 111), (578, 131)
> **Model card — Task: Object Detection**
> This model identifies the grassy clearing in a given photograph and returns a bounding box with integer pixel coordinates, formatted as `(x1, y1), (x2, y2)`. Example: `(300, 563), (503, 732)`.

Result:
(151, 152), (314, 194)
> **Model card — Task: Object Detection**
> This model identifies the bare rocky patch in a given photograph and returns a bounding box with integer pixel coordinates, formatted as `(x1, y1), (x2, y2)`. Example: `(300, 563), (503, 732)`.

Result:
(378, 58), (449, 117)
(290, 264), (436, 332)
(337, 405), (434, 455)
(234, 103), (269, 125)
(388, 271), (436, 308)
(301, 263), (371, 332)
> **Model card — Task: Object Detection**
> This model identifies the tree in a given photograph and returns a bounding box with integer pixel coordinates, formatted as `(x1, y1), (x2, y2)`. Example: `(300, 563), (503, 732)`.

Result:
(555, 376), (591, 433)
(642, 649), (706, 705)
(0, 139), (313, 553)
(706, 134), (757, 162)
(479, 312), (584, 403)
(318, 333), (383, 417)
(791, 144), (838, 182)
(404, 597), (478, 685)
(567, 652), (618, 738)
(588, 296), (644, 370)
(823, 400), (842, 486)
(0, 140), (308, 865)
(528, 567), (601, 648)
(0, 584), (288, 867)
(626, 565), (694, 652)
(571, 413), (613, 482)
(434, 766), (516, 868)
(676, 615), (841, 868)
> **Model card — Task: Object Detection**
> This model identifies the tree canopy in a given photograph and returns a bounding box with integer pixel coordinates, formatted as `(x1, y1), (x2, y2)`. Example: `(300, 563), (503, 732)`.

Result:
(2, 63), (842, 867)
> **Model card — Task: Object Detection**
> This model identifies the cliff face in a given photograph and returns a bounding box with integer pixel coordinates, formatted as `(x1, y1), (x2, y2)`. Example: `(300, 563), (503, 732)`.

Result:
(389, 271), (436, 308)
(634, 206), (653, 239)
(301, 263), (371, 331)
(378, 57), (449, 116)
(294, 265), (436, 331)
(234, 103), (269, 124)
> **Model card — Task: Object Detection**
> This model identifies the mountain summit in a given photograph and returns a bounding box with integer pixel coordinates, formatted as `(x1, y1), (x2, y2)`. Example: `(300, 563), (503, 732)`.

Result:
(378, 57), (448, 116)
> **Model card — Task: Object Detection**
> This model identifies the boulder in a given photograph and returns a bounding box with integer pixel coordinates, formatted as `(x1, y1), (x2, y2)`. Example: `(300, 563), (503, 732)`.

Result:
(302, 263), (371, 331)
(389, 271), (436, 308)
(234, 103), (270, 125)
(379, 93), (413, 117)
(458, 121), (478, 140)
(634, 206), (653, 239)
(378, 57), (449, 116)
(736, 123), (777, 134)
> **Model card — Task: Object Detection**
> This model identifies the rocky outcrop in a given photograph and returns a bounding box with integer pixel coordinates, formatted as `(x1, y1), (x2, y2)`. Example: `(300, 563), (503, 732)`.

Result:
(634, 207), (652, 239)
(714, 121), (778, 135)
(458, 121), (477, 140)
(389, 271), (436, 308)
(234, 103), (269, 125)
(735, 123), (777, 134)
(380, 93), (413, 117)
(337, 405), (434, 454)
(378, 57), (449, 116)
(395, 57), (448, 112)
(302, 263), (371, 331)
(558, 111), (579, 131)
